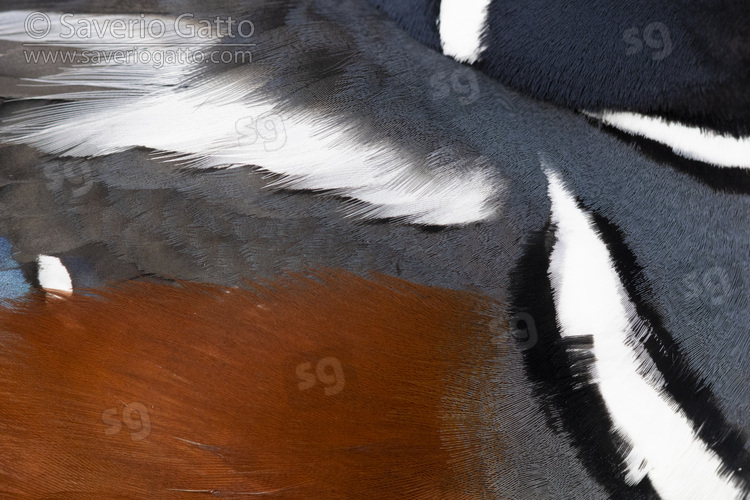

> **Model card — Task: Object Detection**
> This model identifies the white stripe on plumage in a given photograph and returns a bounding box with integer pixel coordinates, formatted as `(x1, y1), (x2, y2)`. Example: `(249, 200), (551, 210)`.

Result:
(584, 110), (750, 169)
(545, 166), (745, 499)
(0, 11), (499, 226)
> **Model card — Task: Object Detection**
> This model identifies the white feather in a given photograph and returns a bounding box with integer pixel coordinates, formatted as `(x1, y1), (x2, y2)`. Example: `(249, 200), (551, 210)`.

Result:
(545, 167), (745, 500)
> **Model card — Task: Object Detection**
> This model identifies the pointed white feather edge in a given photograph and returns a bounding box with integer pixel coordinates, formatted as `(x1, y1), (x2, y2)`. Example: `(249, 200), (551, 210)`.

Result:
(583, 110), (750, 169)
(544, 166), (744, 499)
(0, 11), (499, 226)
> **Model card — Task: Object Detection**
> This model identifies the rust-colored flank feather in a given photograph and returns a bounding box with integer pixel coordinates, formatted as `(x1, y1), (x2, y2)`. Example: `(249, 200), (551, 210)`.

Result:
(0, 270), (508, 498)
